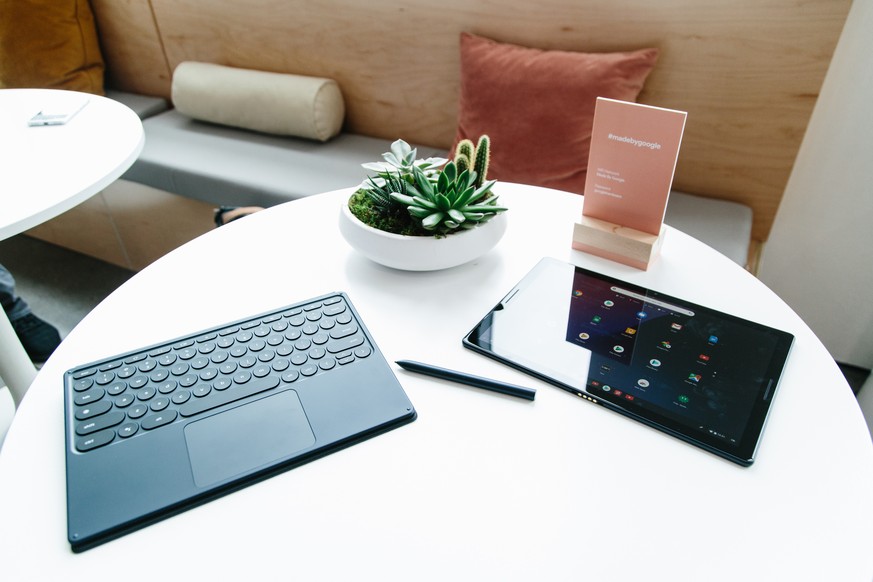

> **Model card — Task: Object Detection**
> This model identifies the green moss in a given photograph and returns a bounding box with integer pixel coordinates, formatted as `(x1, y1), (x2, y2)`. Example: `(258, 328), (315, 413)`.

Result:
(348, 190), (433, 237)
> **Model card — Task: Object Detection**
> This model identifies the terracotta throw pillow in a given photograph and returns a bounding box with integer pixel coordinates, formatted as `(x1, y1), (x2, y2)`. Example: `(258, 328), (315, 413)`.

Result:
(0, 0), (105, 94)
(454, 33), (658, 194)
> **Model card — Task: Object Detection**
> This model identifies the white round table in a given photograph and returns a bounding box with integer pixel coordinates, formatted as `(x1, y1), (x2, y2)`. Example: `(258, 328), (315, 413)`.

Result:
(1, 185), (871, 580)
(0, 89), (144, 404)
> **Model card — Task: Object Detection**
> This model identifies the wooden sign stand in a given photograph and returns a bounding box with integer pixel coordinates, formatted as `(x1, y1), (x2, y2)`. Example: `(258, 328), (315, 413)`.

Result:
(572, 216), (664, 270)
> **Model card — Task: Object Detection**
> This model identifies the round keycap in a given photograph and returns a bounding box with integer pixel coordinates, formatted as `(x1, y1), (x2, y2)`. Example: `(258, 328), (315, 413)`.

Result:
(158, 353), (177, 366)
(137, 387), (156, 401)
(95, 371), (115, 385)
(179, 373), (199, 387)
(73, 378), (94, 392)
(192, 385), (212, 398)
(252, 364), (271, 378)
(128, 404), (148, 419)
(117, 423), (138, 438)
(129, 375), (149, 389)
(138, 359), (157, 372)
(178, 347), (198, 359)
(171, 362), (190, 376)
(158, 380), (178, 394)
(116, 394), (135, 408)
(107, 381), (128, 396)
(151, 397), (170, 411)
(200, 367), (219, 381)
(172, 391), (191, 405)
(198, 342), (216, 354)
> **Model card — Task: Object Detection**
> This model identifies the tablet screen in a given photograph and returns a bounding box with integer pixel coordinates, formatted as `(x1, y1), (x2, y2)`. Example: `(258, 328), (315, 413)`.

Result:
(464, 257), (794, 466)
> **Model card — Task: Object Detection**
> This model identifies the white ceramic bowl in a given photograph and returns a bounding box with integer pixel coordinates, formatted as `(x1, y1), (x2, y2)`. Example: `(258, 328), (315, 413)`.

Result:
(338, 201), (508, 271)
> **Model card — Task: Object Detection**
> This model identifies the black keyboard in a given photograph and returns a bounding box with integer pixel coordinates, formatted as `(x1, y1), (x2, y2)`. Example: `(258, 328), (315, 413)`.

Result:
(67, 294), (373, 452)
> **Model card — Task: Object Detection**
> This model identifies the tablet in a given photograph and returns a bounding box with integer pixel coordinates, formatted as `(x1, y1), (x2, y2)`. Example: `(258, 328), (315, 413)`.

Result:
(463, 257), (794, 466)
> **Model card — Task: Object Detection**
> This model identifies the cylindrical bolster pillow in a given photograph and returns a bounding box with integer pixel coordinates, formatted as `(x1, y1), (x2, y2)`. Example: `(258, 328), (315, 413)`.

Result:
(171, 61), (345, 142)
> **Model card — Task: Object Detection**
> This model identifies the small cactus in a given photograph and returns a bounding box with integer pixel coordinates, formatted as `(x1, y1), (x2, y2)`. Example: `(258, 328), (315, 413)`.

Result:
(453, 138), (474, 174)
(472, 135), (490, 188)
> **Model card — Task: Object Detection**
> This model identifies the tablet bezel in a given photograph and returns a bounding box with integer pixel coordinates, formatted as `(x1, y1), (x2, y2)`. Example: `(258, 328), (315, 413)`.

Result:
(463, 257), (794, 466)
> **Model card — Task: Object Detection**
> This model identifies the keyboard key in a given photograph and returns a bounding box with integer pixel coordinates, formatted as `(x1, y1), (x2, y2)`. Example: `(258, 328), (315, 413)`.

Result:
(95, 371), (116, 385)
(171, 390), (191, 405)
(76, 429), (116, 452)
(141, 410), (178, 431)
(76, 411), (125, 436)
(178, 377), (279, 417)
(74, 388), (105, 406)
(330, 324), (359, 340)
(73, 378), (94, 392)
(117, 423), (139, 438)
(327, 335), (365, 354)
(107, 381), (128, 396)
(115, 394), (135, 408)
(75, 400), (112, 421)
(137, 387), (156, 401)
(128, 404), (148, 419)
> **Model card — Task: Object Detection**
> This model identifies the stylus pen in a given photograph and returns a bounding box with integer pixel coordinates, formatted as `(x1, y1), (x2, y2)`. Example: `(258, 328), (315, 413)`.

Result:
(395, 360), (536, 401)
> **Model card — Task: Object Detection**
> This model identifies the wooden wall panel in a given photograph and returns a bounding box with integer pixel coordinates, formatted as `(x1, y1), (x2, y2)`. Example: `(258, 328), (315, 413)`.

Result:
(95, 0), (851, 242)
(90, 0), (171, 96)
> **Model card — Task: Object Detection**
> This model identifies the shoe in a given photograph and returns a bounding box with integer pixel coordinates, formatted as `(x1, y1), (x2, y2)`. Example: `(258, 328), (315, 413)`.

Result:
(214, 206), (264, 227)
(11, 313), (61, 364)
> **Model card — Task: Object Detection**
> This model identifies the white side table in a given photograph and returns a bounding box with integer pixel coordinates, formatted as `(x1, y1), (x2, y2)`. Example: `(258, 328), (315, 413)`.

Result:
(0, 89), (144, 405)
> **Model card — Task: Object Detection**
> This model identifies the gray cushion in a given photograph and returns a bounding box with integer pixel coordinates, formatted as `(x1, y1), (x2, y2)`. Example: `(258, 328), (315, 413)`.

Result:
(664, 191), (752, 266)
(122, 110), (444, 208)
(105, 90), (170, 120)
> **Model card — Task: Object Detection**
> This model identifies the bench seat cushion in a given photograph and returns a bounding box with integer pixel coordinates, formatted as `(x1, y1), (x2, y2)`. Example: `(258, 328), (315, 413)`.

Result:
(105, 90), (170, 120)
(122, 110), (444, 208)
(664, 191), (752, 266)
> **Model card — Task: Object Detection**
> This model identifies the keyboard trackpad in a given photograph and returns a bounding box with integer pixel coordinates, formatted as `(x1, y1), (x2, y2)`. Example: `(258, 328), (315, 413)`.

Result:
(185, 390), (316, 488)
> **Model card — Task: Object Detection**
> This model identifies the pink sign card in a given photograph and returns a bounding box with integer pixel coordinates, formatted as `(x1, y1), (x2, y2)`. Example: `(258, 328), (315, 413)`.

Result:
(582, 98), (687, 235)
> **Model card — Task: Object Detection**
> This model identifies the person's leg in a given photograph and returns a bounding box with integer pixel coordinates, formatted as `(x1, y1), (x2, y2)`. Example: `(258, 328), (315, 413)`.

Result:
(0, 263), (60, 364)
(0, 263), (30, 321)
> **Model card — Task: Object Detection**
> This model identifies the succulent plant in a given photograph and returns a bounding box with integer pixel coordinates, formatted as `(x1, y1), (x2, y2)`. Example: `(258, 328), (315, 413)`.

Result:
(360, 139), (446, 189)
(389, 161), (506, 234)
